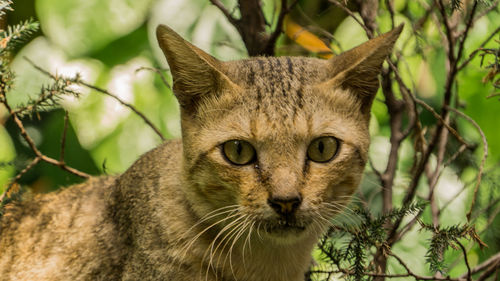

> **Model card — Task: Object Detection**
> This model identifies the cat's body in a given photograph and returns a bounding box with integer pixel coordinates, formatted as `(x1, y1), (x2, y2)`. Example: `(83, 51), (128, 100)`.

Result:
(0, 141), (314, 281)
(0, 25), (402, 281)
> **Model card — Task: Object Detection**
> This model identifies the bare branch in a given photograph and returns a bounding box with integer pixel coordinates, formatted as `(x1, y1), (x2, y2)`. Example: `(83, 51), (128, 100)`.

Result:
(24, 58), (166, 142)
(76, 80), (166, 142)
(414, 98), (472, 148)
(208, 0), (239, 26)
(458, 26), (500, 71)
(135, 67), (172, 90)
(445, 106), (488, 220)
(328, 0), (373, 38)
(60, 111), (69, 162)
(0, 157), (40, 203)
(267, 0), (299, 52)
(457, 241), (472, 281)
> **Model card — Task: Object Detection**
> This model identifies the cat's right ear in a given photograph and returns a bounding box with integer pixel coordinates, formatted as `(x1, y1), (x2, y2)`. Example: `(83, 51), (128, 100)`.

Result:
(156, 25), (237, 111)
(324, 25), (403, 115)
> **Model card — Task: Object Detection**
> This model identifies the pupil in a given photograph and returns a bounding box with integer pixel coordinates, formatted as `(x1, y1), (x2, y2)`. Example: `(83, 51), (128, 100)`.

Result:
(318, 141), (324, 154)
(236, 141), (243, 155)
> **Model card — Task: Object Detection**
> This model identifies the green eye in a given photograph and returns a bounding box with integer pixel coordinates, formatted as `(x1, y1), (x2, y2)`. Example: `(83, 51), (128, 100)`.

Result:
(307, 136), (339, 163)
(222, 140), (256, 165)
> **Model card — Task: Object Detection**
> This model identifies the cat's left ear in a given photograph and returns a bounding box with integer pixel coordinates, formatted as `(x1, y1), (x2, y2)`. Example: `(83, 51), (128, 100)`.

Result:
(325, 24), (403, 114)
(156, 24), (238, 112)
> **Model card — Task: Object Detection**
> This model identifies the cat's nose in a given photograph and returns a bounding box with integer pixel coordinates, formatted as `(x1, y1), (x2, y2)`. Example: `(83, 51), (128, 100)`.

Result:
(267, 195), (302, 216)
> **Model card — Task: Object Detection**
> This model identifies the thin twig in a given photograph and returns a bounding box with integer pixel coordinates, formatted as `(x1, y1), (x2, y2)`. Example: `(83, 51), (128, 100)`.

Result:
(328, 0), (373, 38)
(208, 0), (239, 26)
(445, 106), (488, 220)
(457, 241), (472, 281)
(3, 97), (90, 179)
(135, 67), (172, 90)
(456, 1), (479, 65)
(385, 0), (395, 29)
(458, 26), (500, 71)
(60, 111), (69, 162)
(461, 252), (500, 279)
(24, 57), (166, 142)
(0, 157), (41, 203)
(476, 260), (500, 281)
(268, 0), (299, 49)
(414, 98), (472, 148)
(77, 81), (166, 142)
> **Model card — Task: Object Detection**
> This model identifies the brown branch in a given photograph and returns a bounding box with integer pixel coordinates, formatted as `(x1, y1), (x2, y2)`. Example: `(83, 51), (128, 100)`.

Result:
(385, 0), (396, 29)
(2, 97), (90, 180)
(0, 157), (41, 203)
(24, 58), (166, 142)
(60, 110), (69, 162)
(461, 252), (500, 279)
(208, 0), (239, 26)
(267, 0), (299, 54)
(456, 1), (479, 65)
(445, 106), (488, 220)
(458, 0), (499, 39)
(458, 26), (500, 71)
(476, 262), (500, 281)
(414, 98), (472, 148)
(328, 0), (373, 38)
(355, 0), (378, 36)
(135, 67), (172, 90)
(457, 241), (472, 281)
(76, 81), (166, 142)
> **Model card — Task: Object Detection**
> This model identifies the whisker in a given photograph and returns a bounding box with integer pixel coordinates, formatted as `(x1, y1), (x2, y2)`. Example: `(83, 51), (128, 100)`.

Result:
(215, 217), (247, 276)
(202, 215), (245, 280)
(180, 211), (240, 265)
(256, 221), (263, 241)
(225, 217), (252, 278)
(242, 219), (255, 269)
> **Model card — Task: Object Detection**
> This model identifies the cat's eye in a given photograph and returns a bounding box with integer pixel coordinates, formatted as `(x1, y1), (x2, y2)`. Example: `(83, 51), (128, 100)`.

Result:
(222, 140), (256, 165)
(307, 136), (339, 163)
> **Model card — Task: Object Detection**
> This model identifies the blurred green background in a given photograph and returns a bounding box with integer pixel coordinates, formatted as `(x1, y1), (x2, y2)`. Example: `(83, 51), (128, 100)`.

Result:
(1, 0), (499, 279)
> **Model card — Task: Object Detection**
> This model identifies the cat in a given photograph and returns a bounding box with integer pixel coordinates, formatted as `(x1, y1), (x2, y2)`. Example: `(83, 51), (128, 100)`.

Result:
(0, 24), (402, 281)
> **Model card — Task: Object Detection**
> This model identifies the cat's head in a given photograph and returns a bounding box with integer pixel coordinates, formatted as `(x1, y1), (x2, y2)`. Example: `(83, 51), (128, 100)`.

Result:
(157, 25), (402, 243)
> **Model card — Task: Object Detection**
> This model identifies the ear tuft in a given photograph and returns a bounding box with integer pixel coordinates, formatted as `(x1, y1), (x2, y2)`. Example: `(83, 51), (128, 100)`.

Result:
(156, 24), (232, 111)
(327, 24), (404, 114)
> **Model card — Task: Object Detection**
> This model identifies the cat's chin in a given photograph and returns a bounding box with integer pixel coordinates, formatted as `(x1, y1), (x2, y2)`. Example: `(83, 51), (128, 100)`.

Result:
(260, 220), (311, 244)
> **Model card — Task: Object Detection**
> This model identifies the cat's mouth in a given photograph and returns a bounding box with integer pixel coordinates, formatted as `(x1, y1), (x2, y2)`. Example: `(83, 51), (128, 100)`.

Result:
(263, 219), (307, 235)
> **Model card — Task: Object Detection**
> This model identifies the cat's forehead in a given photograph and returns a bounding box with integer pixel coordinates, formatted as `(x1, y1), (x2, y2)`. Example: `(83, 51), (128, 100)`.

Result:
(220, 56), (363, 124)
(225, 56), (330, 89)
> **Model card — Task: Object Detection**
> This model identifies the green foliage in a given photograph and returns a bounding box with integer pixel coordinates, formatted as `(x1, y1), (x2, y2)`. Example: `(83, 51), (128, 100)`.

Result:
(0, 19), (39, 53)
(0, 0), (12, 16)
(14, 71), (81, 118)
(421, 222), (484, 274)
(0, 18), (39, 99)
(309, 203), (425, 281)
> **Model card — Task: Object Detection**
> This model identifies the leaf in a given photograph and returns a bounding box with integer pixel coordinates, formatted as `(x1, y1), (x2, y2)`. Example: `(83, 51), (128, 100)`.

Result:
(284, 15), (333, 59)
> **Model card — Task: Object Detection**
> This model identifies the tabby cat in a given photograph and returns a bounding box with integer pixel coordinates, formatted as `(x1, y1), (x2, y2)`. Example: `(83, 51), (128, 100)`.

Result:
(0, 24), (402, 281)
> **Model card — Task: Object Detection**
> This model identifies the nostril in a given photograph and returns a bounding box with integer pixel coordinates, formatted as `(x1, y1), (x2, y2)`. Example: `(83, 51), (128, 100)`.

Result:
(267, 195), (302, 216)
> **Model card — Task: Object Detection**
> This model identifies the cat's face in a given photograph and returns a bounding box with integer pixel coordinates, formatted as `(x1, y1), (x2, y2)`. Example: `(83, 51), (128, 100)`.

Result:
(180, 57), (369, 242)
(157, 25), (402, 243)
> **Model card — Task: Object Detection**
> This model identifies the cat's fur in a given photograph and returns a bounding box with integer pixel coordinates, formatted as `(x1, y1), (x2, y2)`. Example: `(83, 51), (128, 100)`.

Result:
(0, 24), (402, 281)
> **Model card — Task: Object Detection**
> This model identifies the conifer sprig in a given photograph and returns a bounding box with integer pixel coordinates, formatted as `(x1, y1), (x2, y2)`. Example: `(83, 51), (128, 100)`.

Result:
(309, 202), (426, 281)
(0, 19), (39, 52)
(13, 73), (81, 118)
(420, 222), (486, 274)
(0, 0), (12, 16)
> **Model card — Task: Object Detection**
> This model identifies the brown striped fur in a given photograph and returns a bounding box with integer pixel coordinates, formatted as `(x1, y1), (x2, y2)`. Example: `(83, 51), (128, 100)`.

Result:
(0, 24), (402, 281)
